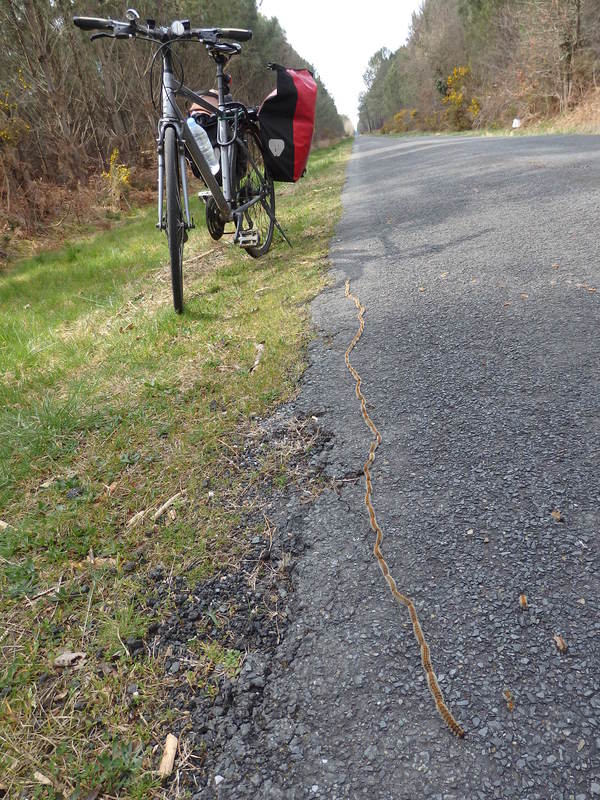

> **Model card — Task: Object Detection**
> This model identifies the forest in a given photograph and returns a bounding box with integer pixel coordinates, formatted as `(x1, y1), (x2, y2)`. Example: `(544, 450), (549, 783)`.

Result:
(359, 0), (600, 135)
(0, 0), (344, 247)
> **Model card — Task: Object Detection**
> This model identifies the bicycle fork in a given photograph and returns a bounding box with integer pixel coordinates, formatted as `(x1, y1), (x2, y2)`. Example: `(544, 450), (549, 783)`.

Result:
(156, 122), (194, 232)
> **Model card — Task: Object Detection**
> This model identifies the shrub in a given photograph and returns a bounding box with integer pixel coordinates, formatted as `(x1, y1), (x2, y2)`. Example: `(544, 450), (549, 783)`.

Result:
(101, 148), (131, 212)
(442, 65), (479, 131)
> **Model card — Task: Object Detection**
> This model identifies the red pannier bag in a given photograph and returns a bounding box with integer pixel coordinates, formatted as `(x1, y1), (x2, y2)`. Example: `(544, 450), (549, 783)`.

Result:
(258, 63), (317, 182)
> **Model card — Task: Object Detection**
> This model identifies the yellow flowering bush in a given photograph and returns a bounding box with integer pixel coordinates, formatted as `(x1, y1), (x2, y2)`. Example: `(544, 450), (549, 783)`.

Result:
(382, 109), (420, 134)
(442, 66), (479, 130)
(101, 148), (131, 211)
(0, 88), (30, 145)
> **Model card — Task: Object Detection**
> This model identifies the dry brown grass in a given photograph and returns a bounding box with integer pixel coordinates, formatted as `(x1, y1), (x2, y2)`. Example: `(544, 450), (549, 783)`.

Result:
(0, 166), (157, 264)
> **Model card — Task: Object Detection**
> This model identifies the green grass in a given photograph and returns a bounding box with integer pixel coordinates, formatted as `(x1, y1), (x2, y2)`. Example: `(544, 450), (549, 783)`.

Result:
(374, 119), (600, 140)
(0, 139), (351, 798)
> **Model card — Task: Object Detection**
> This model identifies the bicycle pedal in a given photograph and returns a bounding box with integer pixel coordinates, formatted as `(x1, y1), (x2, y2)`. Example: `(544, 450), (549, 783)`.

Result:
(236, 228), (259, 247)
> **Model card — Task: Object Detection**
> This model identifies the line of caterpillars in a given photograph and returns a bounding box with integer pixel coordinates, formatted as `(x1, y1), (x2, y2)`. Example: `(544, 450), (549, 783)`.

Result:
(344, 279), (465, 739)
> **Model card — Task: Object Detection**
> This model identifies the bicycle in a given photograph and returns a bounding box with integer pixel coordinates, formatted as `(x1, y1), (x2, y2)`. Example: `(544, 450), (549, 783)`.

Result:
(74, 8), (289, 313)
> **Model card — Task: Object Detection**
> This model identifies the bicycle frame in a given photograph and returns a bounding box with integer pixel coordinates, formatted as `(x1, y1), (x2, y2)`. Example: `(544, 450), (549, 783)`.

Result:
(157, 47), (234, 231)
(155, 42), (284, 248)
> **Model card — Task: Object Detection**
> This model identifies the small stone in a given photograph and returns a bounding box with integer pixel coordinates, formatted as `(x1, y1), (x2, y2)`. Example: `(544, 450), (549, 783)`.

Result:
(126, 637), (143, 654)
(364, 744), (378, 761)
(311, 786), (319, 794)
(214, 775), (224, 786)
(148, 566), (164, 580)
(591, 783), (600, 796)
(169, 660), (180, 674)
(546, 755), (557, 765)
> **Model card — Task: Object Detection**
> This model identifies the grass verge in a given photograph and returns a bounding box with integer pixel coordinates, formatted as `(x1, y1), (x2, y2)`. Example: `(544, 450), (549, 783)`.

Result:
(0, 139), (351, 799)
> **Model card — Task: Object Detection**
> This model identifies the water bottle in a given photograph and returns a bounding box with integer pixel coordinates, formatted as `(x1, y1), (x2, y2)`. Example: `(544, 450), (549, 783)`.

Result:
(186, 116), (220, 175)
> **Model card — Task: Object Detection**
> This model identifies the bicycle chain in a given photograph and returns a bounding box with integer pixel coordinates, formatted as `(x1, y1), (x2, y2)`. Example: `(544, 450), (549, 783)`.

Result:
(344, 279), (465, 738)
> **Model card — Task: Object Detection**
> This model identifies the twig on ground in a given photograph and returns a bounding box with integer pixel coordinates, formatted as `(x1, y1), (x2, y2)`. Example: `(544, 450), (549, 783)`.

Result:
(153, 492), (185, 522)
(117, 628), (130, 658)
(183, 248), (214, 265)
(158, 733), (178, 778)
(27, 574), (64, 603)
(215, 439), (242, 471)
(81, 581), (95, 642)
(126, 508), (148, 528)
(263, 513), (275, 551)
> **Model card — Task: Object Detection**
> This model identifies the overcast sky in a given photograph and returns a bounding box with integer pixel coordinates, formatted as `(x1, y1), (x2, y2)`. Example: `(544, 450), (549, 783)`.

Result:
(258, 0), (423, 127)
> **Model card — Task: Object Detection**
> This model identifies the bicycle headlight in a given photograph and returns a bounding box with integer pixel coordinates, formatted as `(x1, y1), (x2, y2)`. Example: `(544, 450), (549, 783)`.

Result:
(170, 20), (185, 37)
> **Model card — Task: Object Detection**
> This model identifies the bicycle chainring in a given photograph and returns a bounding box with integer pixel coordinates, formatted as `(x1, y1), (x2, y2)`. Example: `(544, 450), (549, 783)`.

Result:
(206, 197), (225, 241)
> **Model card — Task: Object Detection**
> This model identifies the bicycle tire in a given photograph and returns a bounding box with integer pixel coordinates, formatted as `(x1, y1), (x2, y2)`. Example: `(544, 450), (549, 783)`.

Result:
(235, 124), (275, 258)
(164, 126), (185, 313)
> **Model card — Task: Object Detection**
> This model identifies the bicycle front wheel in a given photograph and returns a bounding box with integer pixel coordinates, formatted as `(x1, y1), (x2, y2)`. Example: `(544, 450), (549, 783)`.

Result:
(164, 126), (185, 313)
(236, 125), (275, 259)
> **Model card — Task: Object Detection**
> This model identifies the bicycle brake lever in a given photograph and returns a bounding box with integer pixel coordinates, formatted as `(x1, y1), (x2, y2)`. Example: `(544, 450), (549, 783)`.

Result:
(90, 31), (131, 40)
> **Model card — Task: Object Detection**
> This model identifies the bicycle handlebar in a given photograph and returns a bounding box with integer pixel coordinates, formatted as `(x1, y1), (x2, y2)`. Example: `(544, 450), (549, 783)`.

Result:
(73, 15), (252, 44)
(218, 28), (252, 42)
(74, 16), (119, 31)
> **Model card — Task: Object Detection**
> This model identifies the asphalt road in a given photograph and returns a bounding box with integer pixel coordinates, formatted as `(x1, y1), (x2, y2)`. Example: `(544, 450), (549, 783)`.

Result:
(210, 134), (600, 799)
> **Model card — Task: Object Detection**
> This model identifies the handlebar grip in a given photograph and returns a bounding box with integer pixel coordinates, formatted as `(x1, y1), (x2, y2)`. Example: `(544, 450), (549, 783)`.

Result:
(73, 16), (113, 31)
(218, 28), (252, 42)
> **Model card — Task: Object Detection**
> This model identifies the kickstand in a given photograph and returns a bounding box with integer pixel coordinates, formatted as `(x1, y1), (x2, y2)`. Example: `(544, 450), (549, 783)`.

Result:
(274, 215), (292, 248)
(260, 198), (292, 247)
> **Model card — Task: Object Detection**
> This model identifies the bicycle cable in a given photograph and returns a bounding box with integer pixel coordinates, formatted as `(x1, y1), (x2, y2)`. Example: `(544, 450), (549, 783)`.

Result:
(148, 40), (186, 113)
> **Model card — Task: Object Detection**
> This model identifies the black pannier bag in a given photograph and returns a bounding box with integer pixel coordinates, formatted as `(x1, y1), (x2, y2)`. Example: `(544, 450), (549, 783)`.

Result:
(258, 63), (318, 182)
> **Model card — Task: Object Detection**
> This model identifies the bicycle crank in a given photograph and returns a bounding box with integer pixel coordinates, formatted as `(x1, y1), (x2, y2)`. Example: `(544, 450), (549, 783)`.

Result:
(205, 197), (225, 241)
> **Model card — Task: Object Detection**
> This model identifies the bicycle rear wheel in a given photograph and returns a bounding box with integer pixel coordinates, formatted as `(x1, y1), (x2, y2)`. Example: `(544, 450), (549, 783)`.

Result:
(164, 126), (185, 313)
(235, 124), (275, 258)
